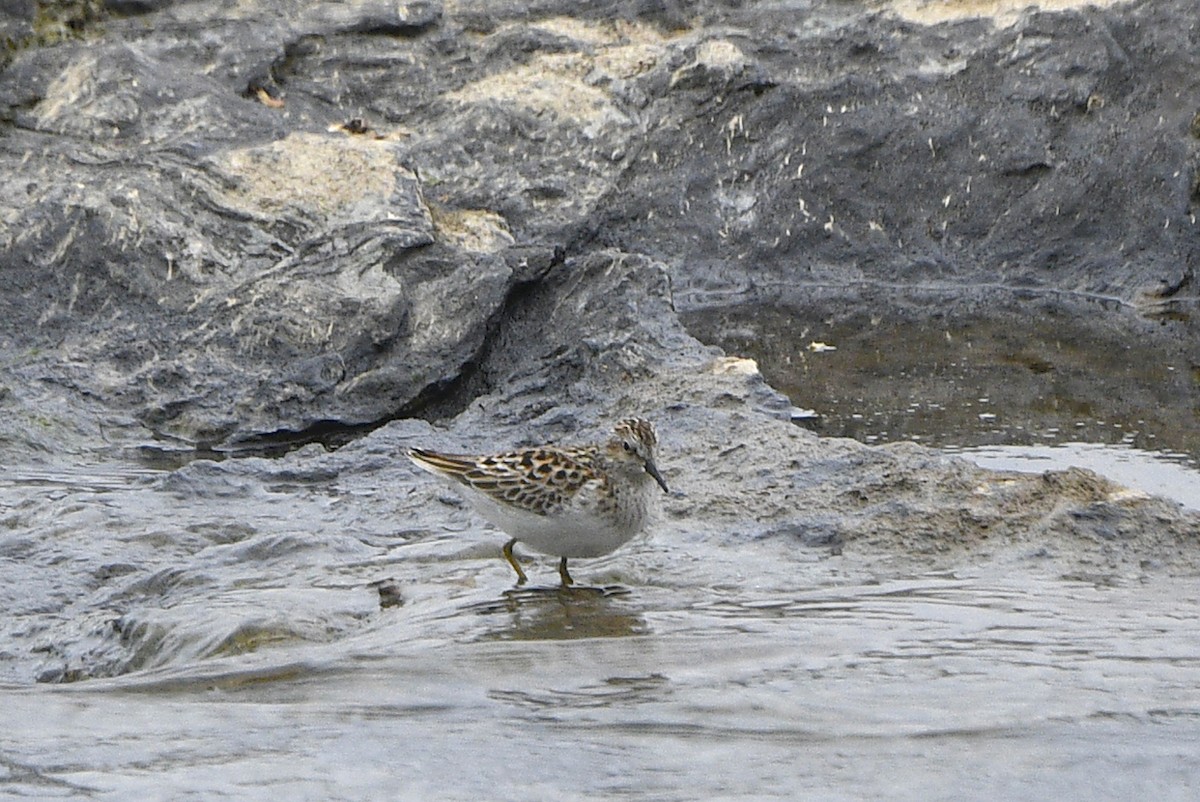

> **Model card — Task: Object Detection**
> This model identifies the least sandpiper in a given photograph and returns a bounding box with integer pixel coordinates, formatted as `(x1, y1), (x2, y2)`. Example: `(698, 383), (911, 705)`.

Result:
(407, 418), (668, 586)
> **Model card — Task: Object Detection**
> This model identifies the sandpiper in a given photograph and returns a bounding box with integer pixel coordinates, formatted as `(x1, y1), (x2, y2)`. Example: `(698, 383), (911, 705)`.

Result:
(407, 418), (668, 586)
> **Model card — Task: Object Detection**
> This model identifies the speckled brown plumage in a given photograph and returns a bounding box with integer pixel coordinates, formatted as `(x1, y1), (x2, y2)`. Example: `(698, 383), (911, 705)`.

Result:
(405, 445), (604, 516)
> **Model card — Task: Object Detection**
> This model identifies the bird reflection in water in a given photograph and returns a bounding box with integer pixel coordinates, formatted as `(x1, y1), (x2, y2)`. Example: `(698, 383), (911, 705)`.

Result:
(469, 585), (647, 641)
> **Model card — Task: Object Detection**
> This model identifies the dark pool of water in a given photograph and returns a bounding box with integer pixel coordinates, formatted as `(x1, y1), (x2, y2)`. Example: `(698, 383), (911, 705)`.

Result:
(683, 302), (1200, 508)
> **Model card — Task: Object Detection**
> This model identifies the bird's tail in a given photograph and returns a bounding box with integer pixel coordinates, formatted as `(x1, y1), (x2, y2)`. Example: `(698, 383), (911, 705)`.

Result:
(406, 448), (476, 479)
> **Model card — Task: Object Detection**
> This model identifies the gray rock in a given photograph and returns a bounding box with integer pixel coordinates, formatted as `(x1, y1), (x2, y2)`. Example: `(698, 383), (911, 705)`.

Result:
(4, 0), (1196, 451)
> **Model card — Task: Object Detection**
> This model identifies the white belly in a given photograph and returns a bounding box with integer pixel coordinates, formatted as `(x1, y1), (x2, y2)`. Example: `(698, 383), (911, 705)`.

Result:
(461, 489), (647, 558)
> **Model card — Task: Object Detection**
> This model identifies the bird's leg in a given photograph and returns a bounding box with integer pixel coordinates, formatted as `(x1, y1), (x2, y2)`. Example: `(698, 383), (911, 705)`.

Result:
(557, 556), (574, 587)
(503, 538), (528, 586)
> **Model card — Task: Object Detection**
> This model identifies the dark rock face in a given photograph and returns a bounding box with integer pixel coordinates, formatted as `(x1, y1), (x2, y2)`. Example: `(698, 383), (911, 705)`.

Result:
(0, 38), (557, 443)
(604, 4), (1199, 309)
(2, 0), (1197, 450)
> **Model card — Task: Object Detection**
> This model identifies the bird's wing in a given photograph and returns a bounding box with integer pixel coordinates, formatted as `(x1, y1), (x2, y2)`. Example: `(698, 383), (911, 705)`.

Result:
(407, 446), (600, 515)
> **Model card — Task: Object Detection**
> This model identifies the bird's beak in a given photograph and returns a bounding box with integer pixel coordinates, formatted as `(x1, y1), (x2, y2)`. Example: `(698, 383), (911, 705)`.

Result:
(645, 459), (669, 493)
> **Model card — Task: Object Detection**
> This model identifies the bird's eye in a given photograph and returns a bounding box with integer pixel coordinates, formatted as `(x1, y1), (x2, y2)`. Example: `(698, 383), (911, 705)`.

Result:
(622, 442), (633, 452)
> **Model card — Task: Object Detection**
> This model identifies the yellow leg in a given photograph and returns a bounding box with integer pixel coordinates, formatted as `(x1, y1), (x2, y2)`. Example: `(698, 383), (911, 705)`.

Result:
(558, 556), (574, 587)
(503, 538), (528, 586)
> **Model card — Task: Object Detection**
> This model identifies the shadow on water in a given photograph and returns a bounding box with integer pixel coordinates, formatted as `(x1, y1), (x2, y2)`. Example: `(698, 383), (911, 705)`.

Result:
(467, 585), (647, 641)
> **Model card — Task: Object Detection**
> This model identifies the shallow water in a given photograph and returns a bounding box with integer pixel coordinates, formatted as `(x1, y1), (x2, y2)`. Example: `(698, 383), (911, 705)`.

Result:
(949, 442), (1200, 511)
(5, 557), (1200, 799)
(2, 457), (1200, 799)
